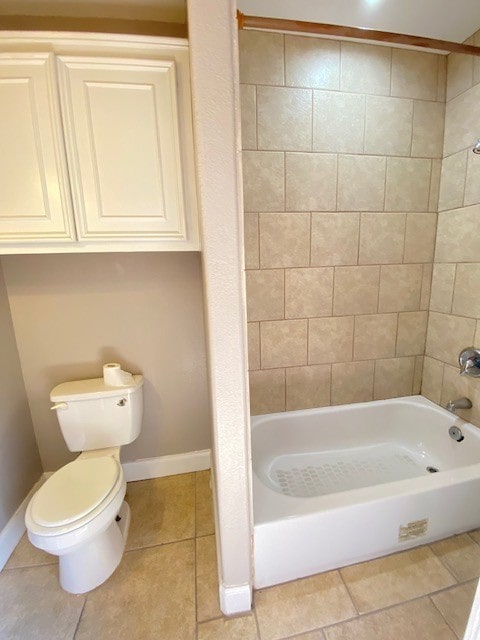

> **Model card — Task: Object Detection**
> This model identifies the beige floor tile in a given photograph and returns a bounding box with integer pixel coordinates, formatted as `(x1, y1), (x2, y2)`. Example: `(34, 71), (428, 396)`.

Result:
(196, 470), (215, 537)
(431, 580), (477, 639)
(430, 533), (480, 582)
(0, 564), (84, 640)
(254, 570), (356, 640)
(286, 630), (326, 639)
(197, 614), (258, 640)
(125, 474), (195, 549)
(324, 596), (456, 640)
(5, 532), (56, 569)
(196, 535), (222, 622)
(340, 546), (456, 613)
(76, 541), (195, 640)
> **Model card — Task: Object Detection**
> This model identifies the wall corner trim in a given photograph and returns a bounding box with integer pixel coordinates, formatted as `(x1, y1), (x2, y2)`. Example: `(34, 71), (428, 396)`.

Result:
(0, 475), (44, 571)
(122, 449), (211, 482)
(219, 582), (252, 615)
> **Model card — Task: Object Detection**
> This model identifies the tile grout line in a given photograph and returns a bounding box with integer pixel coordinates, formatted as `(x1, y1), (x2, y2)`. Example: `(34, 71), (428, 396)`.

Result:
(72, 597), (87, 640)
(429, 593), (463, 640)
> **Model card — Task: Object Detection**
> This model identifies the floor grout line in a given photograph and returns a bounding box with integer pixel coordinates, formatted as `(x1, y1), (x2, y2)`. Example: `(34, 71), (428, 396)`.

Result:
(72, 598), (87, 640)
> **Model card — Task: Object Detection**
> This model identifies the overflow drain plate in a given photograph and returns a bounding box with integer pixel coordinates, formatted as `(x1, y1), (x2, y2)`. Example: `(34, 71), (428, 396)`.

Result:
(426, 466), (439, 473)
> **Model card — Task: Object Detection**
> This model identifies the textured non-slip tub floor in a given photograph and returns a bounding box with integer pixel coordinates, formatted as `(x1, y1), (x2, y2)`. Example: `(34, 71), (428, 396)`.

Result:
(1, 471), (479, 639)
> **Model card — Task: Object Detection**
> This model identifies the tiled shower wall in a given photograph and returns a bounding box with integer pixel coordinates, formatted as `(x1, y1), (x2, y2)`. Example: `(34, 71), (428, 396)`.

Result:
(240, 31), (447, 415)
(423, 30), (480, 425)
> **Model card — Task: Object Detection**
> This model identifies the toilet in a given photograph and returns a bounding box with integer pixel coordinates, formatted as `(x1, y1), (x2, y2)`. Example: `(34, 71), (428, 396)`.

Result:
(25, 372), (143, 594)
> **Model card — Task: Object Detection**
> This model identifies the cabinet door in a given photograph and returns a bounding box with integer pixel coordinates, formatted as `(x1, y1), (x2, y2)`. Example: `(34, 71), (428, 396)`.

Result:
(57, 56), (188, 242)
(0, 54), (75, 242)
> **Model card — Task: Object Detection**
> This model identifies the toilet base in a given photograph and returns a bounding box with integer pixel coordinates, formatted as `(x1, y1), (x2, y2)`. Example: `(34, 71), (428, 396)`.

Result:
(59, 501), (131, 594)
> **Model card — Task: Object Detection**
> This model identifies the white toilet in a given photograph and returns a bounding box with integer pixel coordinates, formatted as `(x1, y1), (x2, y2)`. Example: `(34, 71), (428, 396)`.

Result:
(25, 372), (143, 594)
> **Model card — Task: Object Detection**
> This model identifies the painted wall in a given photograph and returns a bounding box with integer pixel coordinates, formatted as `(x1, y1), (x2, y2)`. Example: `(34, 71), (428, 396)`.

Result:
(423, 30), (480, 425)
(1, 252), (211, 471)
(240, 31), (446, 414)
(0, 265), (42, 532)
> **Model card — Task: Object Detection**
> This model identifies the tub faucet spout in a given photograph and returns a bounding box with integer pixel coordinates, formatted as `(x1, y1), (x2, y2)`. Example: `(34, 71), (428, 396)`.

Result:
(445, 397), (472, 413)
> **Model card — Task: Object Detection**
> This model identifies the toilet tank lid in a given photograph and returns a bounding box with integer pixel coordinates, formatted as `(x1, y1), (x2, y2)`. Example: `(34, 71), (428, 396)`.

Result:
(51, 374), (143, 402)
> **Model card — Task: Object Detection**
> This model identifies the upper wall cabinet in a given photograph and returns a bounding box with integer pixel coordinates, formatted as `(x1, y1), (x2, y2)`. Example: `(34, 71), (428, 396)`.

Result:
(0, 34), (200, 253)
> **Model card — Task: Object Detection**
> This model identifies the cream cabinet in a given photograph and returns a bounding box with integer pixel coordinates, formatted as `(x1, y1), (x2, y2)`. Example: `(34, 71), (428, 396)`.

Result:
(0, 34), (199, 253)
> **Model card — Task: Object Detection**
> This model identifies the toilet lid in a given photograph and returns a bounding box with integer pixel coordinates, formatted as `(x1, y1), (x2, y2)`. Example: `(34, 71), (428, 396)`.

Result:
(31, 457), (120, 527)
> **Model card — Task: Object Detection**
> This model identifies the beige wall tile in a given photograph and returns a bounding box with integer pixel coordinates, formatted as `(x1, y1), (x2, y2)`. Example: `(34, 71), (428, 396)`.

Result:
(261, 319), (308, 369)
(411, 101), (445, 158)
(385, 158), (431, 212)
(257, 86), (312, 152)
(247, 322), (260, 371)
(438, 150), (468, 212)
(285, 36), (340, 89)
(374, 356), (415, 399)
(429, 159), (442, 213)
(403, 213), (437, 264)
(313, 91), (365, 153)
(464, 149), (480, 207)
(286, 364), (331, 410)
(324, 597), (457, 640)
(359, 213), (405, 265)
(309, 316), (354, 364)
(244, 213), (259, 269)
(421, 356), (444, 404)
(425, 311), (476, 365)
(430, 263), (456, 313)
(333, 266), (380, 316)
(198, 615), (259, 640)
(243, 151), (284, 212)
(420, 263), (433, 311)
(437, 56), (447, 101)
(444, 83), (480, 157)
(255, 570), (356, 640)
(435, 205), (480, 263)
(239, 31), (284, 86)
(354, 313), (397, 360)
(285, 267), (334, 319)
(431, 533), (480, 582)
(413, 355), (424, 394)
(453, 262), (480, 317)
(286, 153), (337, 211)
(396, 311), (428, 357)
(441, 363), (480, 425)
(378, 264), (423, 312)
(246, 269), (284, 321)
(364, 96), (413, 156)
(259, 213), (310, 268)
(249, 368), (285, 415)
(331, 360), (374, 405)
(391, 50), (438, 101)
(447, 52), (474, 101)
(337, 155), (386, 212)
(240, 84), (256, 150)
(340, 546), (455, 614)
(340, 42), (391, 96)
(311, 213), (359, 266)
(431, 581), (477, 640)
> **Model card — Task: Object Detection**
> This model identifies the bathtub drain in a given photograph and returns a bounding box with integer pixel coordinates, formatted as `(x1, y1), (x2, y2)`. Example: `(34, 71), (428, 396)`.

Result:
(426, 466), (439, 473)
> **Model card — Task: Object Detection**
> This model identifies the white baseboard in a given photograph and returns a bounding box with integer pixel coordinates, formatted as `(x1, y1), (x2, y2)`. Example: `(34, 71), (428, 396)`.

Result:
(122, 449), (211, 482)
(219, 583), (252, 615)
(0, 477), (44, 571)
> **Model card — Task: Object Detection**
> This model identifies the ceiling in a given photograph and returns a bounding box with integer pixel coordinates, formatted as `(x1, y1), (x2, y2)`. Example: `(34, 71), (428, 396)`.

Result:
(237, 0), (480, 43)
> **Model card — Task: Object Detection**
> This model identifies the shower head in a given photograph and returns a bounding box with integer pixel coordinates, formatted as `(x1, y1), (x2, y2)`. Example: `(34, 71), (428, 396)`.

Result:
(473, 139), (480, 154)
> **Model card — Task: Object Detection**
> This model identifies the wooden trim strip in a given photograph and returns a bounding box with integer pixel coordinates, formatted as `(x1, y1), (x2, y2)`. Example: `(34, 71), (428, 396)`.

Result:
(237, 11), (480, 57)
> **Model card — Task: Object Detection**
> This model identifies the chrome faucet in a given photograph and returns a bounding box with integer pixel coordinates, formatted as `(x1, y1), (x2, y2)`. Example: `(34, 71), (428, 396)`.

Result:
(459, 347), (480, 377)
(445, 397), (472, 413)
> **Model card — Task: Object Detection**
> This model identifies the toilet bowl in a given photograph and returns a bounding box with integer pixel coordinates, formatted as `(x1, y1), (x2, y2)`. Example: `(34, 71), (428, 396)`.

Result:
(25, 370), (143, 594)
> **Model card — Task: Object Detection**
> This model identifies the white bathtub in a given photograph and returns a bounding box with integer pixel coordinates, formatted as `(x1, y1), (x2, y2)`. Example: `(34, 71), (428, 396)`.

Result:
(252, 395), (480, 588)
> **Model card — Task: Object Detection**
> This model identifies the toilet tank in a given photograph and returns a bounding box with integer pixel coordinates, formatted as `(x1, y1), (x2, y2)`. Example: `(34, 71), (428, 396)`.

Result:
(50, 375), (144, 452)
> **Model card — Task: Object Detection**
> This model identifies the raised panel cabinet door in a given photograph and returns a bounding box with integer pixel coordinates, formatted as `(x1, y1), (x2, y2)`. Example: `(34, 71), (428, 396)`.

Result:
(57, 56), (187, 241)
(0, 54), (75, 242)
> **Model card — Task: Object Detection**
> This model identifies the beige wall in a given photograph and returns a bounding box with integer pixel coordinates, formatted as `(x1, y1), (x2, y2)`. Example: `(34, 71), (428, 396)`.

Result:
(240, 31), (446, 414)
(1, 252), (211, 471)
(0, 265), (42, 531)
(423, 30), (480, 424)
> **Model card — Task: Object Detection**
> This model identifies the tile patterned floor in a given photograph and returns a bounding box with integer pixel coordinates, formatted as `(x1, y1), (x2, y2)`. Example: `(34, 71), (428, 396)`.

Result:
(1, 471), (479, 639)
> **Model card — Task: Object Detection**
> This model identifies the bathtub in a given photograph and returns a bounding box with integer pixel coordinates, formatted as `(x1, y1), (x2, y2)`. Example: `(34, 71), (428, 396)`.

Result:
(252, 395), (480, 588)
